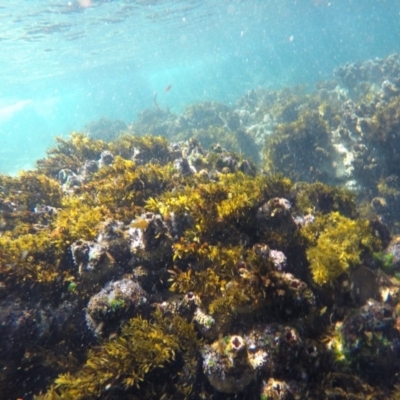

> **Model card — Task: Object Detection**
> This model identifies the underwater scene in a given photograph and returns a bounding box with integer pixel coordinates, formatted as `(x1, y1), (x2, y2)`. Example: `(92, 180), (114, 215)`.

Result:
(3, 0), (400, 399)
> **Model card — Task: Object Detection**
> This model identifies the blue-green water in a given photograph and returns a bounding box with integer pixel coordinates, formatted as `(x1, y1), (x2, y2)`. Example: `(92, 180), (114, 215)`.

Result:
(1, 0), (400, 174)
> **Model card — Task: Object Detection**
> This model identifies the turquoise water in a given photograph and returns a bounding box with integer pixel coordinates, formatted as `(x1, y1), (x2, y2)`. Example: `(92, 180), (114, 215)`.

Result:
(1, 0), (400, 174)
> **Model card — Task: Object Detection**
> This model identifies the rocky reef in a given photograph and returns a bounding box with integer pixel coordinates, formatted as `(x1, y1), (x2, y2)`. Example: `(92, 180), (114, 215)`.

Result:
(1, 53), (400, 399)
(112, 53), (400, 234)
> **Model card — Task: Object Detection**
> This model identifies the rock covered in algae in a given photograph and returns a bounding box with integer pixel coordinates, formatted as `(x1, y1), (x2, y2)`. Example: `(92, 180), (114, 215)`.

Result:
(0, 296), (76, 355)
(86, 278), (148, 336)
(343, 300), (400, 366)
(0, 294), (83, 398)
(157, 291), (220, 339)
(97, 218), (131, 263)
(325, 299), (400, 385)
(98, 149), (114, 167)
(384, 236), (400, 270)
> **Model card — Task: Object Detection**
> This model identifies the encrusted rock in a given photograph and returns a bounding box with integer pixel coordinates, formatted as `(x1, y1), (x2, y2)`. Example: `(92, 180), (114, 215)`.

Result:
(128, 212), (172, 268)
(385, 236), (400, 270)
(201, 335), (259, 393)
(70, 240), (112, 278)
(98, 150), (114, 168)
(86, 278), (148, 336)
(260, 378), (300, 400)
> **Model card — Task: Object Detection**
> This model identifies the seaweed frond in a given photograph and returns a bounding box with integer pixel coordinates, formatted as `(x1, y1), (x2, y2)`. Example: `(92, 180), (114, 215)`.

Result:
(304, 212), (381, 285)
(40, 310), (199, 399)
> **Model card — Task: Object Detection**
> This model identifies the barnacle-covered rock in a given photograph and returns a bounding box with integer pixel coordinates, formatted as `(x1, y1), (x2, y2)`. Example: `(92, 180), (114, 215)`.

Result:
(257, 197), (292, 221)
(157, 291), (201, 320)
(97, 218), (131, 264)
(0, 296), (76, 355)
(256, 197), (299, 250)
(192, 307), (217, 338)
(385, 236), (400, 270)
(79, 159), (98, 179)
(128, 212), (172, 268)
(341, 299), (396, 350)
(260, 378), (302, 400)
(201, 335), (259, 393)
(269, 249), (287, 271)
(59, 169), (82, 192)
(334, 53), (400, 99)
(85, 278), (148, 336)
(335, 299), (400, 383)
(157, 292), (219, 339)
(58, 168), (75, 185)
(173, 157), (196, 176)
(0, 295), (79, 397)
(97, 218), (125, 242)
(168, 210), (194, 240)
(34, 204), (58, 217)
(70, 239), (113, 278)
(277, 273), (318, 324)
(244, 324), (313, 379)
(98, 150), (114, 168)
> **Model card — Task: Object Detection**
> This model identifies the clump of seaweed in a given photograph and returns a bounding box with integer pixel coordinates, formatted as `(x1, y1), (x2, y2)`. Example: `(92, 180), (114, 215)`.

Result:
(0, 170), (62, 211)
(169, 244), (267, 318)
(109, 134), (172, 164)
(86, 157), (173, 223)
(293, 181), (357, 217)
(37, 132), (109, 177)
(53, 195), (106, 243)
(37, 309), (199, 399)
(265, 86), (312, 123)
(264, 110), (334, 182)
(303, 212), (381, 285)
(146, 171), (292, 245)
(0, 228), (66, 285)
(0, 171), (68, 287)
